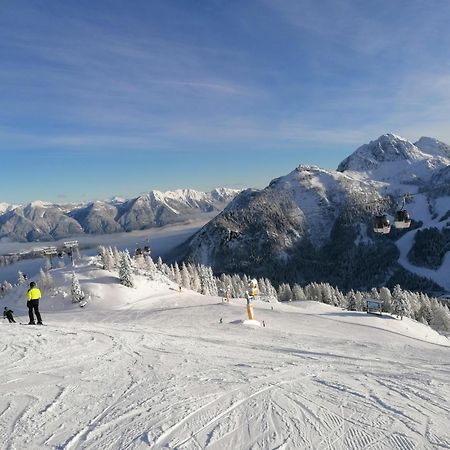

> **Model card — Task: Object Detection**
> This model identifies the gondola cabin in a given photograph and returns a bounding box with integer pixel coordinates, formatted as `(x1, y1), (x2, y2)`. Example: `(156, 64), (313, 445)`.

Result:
(394, 209), (411, 229)
(373, 215), (391, 234)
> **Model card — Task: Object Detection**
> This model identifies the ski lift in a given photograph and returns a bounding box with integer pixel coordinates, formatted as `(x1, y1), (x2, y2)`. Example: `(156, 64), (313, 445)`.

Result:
(393, 198), (411, 229)
(373, 214), (391, 234)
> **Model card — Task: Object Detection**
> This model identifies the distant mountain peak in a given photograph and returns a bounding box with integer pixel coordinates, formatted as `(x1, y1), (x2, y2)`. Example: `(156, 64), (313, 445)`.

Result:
(26, 200), (54, 209)
(336, 133), (450, 180)
(337, 133), (418, 173)
(414, 136), (450, 158)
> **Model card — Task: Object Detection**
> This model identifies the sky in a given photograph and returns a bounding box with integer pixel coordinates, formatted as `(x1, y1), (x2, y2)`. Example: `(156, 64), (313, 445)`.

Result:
(1, 0), (450, 204)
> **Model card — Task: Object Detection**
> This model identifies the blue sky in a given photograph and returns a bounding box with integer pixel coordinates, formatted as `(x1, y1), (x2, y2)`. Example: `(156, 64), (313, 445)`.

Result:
(1, 0), (450, 204)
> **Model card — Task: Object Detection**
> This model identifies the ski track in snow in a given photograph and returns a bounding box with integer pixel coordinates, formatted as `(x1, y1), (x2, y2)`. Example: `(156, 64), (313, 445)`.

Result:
(1, 299), (450, 450)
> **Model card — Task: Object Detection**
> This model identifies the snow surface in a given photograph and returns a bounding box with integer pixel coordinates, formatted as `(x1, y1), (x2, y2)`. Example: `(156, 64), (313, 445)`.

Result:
(1, 260), (449, 449)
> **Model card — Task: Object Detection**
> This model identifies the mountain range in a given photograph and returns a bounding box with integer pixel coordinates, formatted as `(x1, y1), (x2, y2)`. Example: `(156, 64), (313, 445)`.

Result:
(178, 134), (450, 292)
(0, 188), (240, 242)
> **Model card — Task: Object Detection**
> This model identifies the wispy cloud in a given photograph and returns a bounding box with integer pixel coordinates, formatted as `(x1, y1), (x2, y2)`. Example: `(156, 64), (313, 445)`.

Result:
(1, 0), (450, 182)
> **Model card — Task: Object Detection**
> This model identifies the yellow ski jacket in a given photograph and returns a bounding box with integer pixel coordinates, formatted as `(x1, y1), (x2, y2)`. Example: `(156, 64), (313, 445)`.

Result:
(27, 287), (42, 301)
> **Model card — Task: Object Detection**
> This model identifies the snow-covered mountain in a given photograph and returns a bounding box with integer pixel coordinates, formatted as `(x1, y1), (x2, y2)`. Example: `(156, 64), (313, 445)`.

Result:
(0, 188), (240, 242)
(337, 133), (450, 184)
(180, 134), (450, 292)
(0, 202), (17, 214)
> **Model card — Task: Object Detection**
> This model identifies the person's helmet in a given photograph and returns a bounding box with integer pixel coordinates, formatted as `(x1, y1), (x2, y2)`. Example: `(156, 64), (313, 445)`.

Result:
(30, 281), (36, 288)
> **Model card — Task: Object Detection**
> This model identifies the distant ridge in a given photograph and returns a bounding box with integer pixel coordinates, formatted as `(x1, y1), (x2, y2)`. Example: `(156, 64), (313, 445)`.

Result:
(0, 188), (241, 242)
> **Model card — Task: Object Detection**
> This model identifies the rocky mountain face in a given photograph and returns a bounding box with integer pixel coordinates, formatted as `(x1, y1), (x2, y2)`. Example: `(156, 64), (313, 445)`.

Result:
(0, 188), (240, 242)
(180, 134), (450, 292)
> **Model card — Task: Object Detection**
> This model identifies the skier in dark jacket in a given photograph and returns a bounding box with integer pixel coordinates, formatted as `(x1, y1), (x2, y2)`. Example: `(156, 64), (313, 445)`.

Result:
(27, 281), (43, 325)
(3, 307), (16, 323)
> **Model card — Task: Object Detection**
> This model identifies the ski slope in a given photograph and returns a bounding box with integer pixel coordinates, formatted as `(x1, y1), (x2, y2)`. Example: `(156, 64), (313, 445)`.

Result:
(1, 263), (450, 450)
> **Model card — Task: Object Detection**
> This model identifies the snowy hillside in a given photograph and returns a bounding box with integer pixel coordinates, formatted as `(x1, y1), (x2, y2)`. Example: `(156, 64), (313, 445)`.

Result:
(1, 259), (449, 449)
(0, 188), (240, 242)
(181, 134), (450, 293)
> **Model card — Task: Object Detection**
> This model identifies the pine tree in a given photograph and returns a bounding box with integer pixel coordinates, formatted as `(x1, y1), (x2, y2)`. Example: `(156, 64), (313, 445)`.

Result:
(180, 263), (191, 289)
(206, 266), (218, 296)
(379, 287), (392, 312)
(258, 278), (267, 296)
(17, 271), (27, 286)
(321, 284), (333, 305)
(355, 291), (364, 311)
(71, 272), (85, 303)
(173, 262), (182, 286)
(99, 247), (111, 271)
(277, 283), (292, 302)
(265, 279), (278, 301)
(370, 287), (380, 300)
(1, 281), (13, 295)
(190, 264), (202, 293)
(430, 300), (450, 332)
(119, 251), (134, 288)
(418, 295), (433, 325)
(391, 284), (411, 319)
(292, 284), (306, 301)
(346, 290), (357, 311)
(112, 247), (121, 268)
(145, 255), (157, 279)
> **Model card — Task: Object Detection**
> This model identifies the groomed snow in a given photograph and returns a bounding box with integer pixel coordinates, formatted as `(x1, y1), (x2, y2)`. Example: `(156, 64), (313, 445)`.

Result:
(1, 261), (449, 449)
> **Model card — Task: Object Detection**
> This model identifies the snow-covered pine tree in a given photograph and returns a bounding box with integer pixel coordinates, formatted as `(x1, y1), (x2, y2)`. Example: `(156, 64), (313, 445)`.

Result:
(321, 283), (333, 305)
(370, 287), (380, 300)
(346, 290), (357, 311)
(265, 278), (278, 301)
(334, 288), (346, 308)
(173, 262), (182, 287)
(101, 247), (114, 271)
(71, 272), (85, 303)
(144, 255), (157, 279)
(206, 266), (218, 296)
(430, 300), (450, 332)
(292, 284), (306, 301)
(277, 283), (292, 302)
(1, 281), (13, 296)
(119, 251), (134, 288)
(190, 264), (202, 293)
(379, 286), (392, 312)
(418, 294), (433, 325)
(17, 271), (27, 286)
(391, 284), (411, 319)
(180, 263), (191, 289)
(230, 274), (243, 297)
(112, 247), (121, 268)
(355, 291), (364, 311)
(258, 279), (267, 296)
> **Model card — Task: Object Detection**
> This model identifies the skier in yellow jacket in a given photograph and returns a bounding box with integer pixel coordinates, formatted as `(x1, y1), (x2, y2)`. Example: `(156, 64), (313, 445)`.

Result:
(27, 281), (43, 325)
